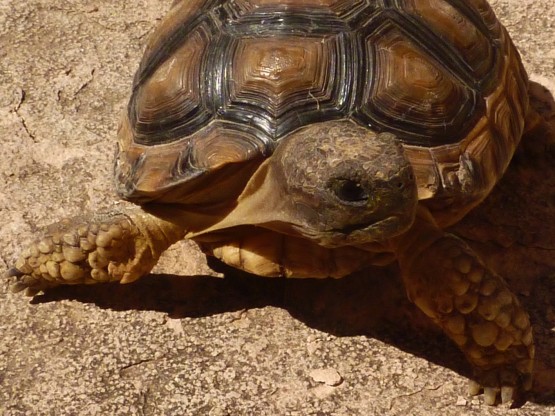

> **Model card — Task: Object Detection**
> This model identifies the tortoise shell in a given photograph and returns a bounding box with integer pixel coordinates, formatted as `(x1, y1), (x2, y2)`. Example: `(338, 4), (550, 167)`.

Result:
(115, 0), (528, 223)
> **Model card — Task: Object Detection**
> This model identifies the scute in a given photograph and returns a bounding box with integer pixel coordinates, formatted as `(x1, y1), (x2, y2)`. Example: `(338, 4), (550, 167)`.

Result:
(231, 37), (328, 112)
(467, 0), (503, 37)
(116, 120), (269, 204)
(217, 33), (350, 137)
(399, 0), (496, 83)
(217, 0), (374, 22)
(356, 21), (478, 146)
(188, 123), (271, 170)
(131, 25), (212, 145)
(134, 0), (217, 88)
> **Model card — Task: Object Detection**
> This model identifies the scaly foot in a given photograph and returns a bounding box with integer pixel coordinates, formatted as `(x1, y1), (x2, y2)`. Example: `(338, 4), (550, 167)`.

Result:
(396, 217), (534, 406)
(8, 209), (185, 296)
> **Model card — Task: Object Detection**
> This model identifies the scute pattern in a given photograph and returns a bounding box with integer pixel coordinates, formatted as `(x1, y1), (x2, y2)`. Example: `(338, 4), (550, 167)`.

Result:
(409, 29), (528, 219)
(131, 25), (212, 144)
(399, 0), (495, 81)
(128, 0), (505, 148)
(188, 123), (270, 170)
(467, 0), (503, 37)
(217, 0), (375, 24)
(116, 119), (269, 203)
(133, 0), (217, 87)
(356, 21), (477, 145)
(231, 37), (327, 112)
(218, 34), (349, 137)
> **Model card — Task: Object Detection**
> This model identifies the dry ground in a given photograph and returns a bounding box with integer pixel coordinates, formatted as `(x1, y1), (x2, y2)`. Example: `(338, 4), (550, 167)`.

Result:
(1, 1), (554, 415)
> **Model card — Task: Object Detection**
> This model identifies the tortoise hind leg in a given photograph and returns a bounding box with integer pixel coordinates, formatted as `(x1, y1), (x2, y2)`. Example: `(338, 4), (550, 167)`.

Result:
(394, 212), (534, 406)
(8, 208), (185, 296)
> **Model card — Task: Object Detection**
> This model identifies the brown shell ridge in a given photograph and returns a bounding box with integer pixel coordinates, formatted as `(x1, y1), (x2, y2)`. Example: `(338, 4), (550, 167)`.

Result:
(425, 0), (496, 42)
(218, 9), (349, 35)
(417, 26), (528, 220)
(130, 20), (218, 145)
(373, 8), (473, 84)
(115, 134), (204, 203)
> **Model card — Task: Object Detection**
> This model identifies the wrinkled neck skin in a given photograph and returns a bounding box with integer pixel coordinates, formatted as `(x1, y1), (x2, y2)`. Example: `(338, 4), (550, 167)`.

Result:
(196, 120), (420, 249)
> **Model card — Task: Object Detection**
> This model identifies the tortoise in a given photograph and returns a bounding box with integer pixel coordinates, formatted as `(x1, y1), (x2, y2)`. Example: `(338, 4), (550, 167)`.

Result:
(8, 0), (541, 406)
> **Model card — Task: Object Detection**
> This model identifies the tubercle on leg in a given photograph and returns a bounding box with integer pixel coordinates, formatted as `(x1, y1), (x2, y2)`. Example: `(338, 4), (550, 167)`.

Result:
(9, 208), (186, 294)
(394, 212), (534, 399)
(409, 236), (533, 364)
(10, 213), (135, 293)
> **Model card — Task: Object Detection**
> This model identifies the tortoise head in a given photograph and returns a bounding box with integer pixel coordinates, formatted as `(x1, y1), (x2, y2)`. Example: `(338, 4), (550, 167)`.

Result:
(200, 120), (418, 246)
(204, 121), (418, 247)
(266, 120), (418, 246)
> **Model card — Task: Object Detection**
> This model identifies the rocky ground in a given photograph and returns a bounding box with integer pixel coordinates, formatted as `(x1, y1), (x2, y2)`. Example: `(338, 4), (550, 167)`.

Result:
(1, 1), (554, 415)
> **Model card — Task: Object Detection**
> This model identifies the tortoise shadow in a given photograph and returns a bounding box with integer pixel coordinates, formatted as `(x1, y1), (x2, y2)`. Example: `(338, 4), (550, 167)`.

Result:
(31, 80), (555, 406)
(32, 260), (555, 406)
(31, 266), (467, 373)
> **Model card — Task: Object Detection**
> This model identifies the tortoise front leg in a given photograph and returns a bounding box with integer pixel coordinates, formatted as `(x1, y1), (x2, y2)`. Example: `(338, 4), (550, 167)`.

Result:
(8, 207), (186, 296)
(394, 212), (534, 405)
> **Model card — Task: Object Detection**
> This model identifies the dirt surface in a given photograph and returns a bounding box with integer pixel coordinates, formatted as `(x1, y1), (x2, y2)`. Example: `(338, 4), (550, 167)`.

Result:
(1, 1), (554, 415)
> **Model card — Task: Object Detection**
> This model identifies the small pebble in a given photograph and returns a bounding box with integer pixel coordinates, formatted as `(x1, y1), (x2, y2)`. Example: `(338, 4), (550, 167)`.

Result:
(309, 368), (343, 387)
(456, 396), (467, 406)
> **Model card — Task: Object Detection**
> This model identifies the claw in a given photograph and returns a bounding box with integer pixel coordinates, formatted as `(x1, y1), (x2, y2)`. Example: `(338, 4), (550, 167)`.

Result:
(6, 268), (49, 296)
(468, 378), (527, 406)
(501, 386), (514, 404)
(9, 278), (48, 296)
(468, 380), (482, 396)
(24, 287), (40, 297)
(10, 281), (28, 294)
(484, 387), (499, 406)
(6, 268), (24, 278)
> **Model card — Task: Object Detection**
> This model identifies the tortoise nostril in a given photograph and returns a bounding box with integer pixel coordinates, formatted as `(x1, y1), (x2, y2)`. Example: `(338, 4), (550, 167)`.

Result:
(329, 178), (369, 204)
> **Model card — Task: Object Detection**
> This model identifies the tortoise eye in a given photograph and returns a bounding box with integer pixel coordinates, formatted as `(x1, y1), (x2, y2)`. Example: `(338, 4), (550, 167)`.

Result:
(329, 178), (369, 204)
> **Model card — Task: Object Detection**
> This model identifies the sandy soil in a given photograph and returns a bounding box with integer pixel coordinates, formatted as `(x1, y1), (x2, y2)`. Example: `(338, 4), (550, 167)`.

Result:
(1, 1), (554, 415)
